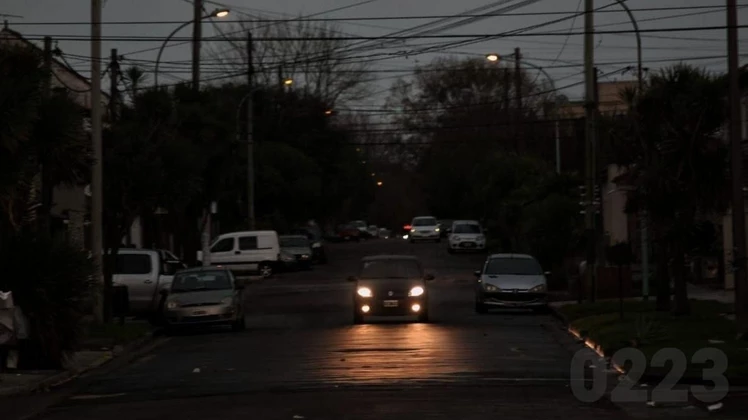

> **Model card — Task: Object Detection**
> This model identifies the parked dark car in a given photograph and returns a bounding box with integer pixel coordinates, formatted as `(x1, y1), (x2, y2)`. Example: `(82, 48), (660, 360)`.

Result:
(348, 255), (435, 324)
(290, 227), (327, 264)
(337, 224), (361, 241)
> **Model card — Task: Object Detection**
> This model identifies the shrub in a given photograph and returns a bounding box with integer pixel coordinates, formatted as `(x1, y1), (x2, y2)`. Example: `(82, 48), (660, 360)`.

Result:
(0, 233), (95, 369)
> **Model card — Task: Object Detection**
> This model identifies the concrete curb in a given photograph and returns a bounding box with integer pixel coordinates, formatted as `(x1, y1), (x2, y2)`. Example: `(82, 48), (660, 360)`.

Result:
(0, 331), (158, 398)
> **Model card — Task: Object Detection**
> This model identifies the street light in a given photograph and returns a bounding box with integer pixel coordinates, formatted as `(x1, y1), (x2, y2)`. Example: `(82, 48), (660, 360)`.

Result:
(154, 8), (230, 87)
(485, 53), (500, 62)
(376, 181), (383, 187)
(283, 78), (293, 86)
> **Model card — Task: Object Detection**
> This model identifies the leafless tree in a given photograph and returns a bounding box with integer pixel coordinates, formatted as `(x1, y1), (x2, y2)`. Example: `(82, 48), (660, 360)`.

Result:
(207, 18), (370, 106)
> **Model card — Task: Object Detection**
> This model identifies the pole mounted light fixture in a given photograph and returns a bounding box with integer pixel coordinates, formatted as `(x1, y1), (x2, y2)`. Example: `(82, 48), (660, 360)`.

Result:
(212, 8), (230, 17)
(485, 53), (500, 62)
(283, 78), (293, 86)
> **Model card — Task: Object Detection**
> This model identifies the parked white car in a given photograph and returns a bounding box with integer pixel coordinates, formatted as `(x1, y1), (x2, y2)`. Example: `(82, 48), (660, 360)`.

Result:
(448, 220), (486, 253)
(197, 230), (281, 278)
(474, 253), (549, 313)
(113, 248), (186, 318)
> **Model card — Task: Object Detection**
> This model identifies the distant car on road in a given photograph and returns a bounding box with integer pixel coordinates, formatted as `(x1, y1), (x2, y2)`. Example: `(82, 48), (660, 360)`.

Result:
(161, 266), (246, 332)
(279, 235), (313, 270)
(348, 255), (435, 324)
(337, 224), (361, 241)
(409, 216), (441, 243)
(350, 220), (372, 238)
(474, 254), (549, 314)
(448, 220), (486, 253)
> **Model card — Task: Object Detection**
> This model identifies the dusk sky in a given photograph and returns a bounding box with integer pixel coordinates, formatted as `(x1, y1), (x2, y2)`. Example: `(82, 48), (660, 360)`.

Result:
(2, 0), (746, 110)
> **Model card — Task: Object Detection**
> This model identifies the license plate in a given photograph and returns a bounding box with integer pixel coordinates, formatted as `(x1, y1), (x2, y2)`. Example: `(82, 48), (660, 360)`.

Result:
(383, 300), (399, 307)
(462, 242), (475, 247)
(192, 310), (207, 316)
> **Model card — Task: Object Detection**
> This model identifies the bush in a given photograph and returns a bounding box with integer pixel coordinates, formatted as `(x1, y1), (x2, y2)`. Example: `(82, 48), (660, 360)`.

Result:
(0, 233), (95, 369)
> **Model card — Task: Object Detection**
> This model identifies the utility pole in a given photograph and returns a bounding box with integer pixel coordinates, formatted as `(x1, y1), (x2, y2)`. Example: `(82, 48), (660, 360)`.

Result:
(555, 120), (561, 174)
(38, 36), (53, 235)
(109, 49), (118, 122)
(247, 31), (256, 230)
(583, 0), (597, 303)
(192, 0), (202, 91)
(728, 0), (747, 334)
(90, 0), (104, 323)
(503, 66), (510, 111)
(514, 47), (522, 152)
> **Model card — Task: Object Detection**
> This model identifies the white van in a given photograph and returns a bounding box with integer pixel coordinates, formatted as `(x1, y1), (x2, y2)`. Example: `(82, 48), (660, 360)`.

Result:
(197, 231), (281, 278)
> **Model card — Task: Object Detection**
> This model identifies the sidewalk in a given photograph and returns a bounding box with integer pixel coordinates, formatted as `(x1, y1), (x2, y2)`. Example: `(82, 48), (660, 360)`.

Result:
(0, 320), (156, 398)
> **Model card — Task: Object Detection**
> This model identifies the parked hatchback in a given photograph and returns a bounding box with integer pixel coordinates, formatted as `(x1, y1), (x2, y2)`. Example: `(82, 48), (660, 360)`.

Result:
(162, 267), (246, 331)
(474, 254), (548, 313)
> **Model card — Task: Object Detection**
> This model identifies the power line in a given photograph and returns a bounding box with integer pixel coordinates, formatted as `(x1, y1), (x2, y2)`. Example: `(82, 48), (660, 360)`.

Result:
(6, 5), (737, 26)
(19, 24), (748, 42)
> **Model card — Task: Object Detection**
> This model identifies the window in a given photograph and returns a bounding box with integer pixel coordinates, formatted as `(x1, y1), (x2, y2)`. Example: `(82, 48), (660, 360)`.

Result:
(484, 258), (543, 275)
(280, 236), (309, 248)
(413, 217), (437, 226)
(115, 254), (152, 275)
(238, 236), (258, 250)
(453, 224), (481, 234)
(360, 259), (423, 279)
(210, 238), (235, 253)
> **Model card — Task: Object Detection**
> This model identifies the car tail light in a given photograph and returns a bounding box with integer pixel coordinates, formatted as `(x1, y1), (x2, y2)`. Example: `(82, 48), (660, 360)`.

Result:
(404, 224), (412, 230)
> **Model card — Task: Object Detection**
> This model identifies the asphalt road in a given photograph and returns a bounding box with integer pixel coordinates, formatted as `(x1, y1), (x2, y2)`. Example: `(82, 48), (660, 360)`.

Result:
(3, 239), (700, 419)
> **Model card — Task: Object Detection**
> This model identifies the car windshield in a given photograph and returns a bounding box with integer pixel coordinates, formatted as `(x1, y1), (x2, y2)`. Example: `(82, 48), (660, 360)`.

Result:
(484, 258), (543, 275)
(360, 259), (422, 279)
(453, 224), (481, 234)
(114, 254), (152, 275)
(413, 217), (437, 226)
(171, 271), (233, 292)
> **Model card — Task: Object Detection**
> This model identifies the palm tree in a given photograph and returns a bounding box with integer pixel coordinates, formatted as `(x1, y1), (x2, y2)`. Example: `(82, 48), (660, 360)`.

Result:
(607, 64), (729, 315)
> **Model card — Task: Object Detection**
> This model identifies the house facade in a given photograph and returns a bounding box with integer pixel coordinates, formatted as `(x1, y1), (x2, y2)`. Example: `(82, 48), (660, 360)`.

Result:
(1, 23), (109, 249)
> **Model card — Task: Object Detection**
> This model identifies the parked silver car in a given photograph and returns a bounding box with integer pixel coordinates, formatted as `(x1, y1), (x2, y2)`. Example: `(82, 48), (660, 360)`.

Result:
(474, 254), (549, 313)
(162, 267), (246, 331)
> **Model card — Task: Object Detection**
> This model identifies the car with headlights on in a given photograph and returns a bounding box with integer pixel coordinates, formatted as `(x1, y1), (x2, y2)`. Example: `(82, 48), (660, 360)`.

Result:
(348, 255), (434, 323)
(474, 254), (549, 313)
(409, 216), (441, 243)
(448, 220), (486, 253)
(161, 267), (246, 331)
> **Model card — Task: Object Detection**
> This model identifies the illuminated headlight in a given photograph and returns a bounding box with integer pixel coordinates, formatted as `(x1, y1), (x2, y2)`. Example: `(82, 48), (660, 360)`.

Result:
(483, 283), (501, 292)
(312, 242), (321, 249)
(410, 228), (416, 233)
(220, 296), (233, 305)
(529, 284), (547, 293)
(357, 287), (373, 297)
(408, 286), (425, 297)
(435, 227), (440, 232)
(300, 254), (310, 259)
(166, 300), (180, 309)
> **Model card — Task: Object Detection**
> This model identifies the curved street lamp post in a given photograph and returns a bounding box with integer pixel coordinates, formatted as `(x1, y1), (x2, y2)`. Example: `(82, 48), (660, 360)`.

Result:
(154, 8), (229, 87)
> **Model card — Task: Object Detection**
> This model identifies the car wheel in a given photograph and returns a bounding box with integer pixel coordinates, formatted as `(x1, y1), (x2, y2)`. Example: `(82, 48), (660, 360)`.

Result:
(231, 315), (246, 331)
(417, 310), (430, 323)
(475, 300), (488, 314)
(259, 263), (273, 278)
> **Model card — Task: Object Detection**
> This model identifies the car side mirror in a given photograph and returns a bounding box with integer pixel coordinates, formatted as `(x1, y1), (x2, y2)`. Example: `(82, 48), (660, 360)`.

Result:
(424, 273), (435, 281)
(347, 276), (357, 282)
(474, 270), (481, 278)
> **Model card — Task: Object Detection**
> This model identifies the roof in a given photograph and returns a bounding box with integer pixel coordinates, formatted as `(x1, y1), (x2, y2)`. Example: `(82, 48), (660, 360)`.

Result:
(0, 25), (110, 100)
(488, 253), (535, 260)
(361, 255), (420, 262)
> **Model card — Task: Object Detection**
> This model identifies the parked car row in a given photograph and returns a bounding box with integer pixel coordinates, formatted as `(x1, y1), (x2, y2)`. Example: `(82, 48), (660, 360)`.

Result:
(335, 221), (391, 241)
